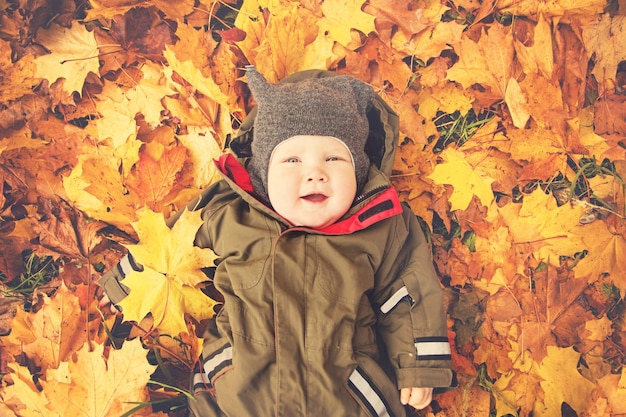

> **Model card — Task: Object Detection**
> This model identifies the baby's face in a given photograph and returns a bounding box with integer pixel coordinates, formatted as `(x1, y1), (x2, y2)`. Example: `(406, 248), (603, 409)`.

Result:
(267, 135), (357, 229)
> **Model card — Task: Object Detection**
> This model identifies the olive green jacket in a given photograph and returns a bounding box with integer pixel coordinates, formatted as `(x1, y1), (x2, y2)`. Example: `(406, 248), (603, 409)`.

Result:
(98, 70), (454, 417)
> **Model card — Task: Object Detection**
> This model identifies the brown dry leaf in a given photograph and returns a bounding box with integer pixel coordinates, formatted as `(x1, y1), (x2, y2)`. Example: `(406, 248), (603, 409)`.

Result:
(513, 15), (554, 79)
(86, 0), (194, 22)
(0, 39), (39, 103)
(94, 7), (176, 74)
(582, 14), (626, 91)
(496, 0), (606, 20)
(30, 197), (105, 261)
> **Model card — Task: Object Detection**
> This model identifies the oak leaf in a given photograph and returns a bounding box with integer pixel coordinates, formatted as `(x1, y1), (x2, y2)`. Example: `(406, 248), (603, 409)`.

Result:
(117, 209), (217, 336)
(34, 23), (100, 96)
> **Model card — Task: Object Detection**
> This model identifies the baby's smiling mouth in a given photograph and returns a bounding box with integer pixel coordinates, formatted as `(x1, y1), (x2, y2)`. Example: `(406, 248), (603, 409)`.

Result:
(302, 193), (327, 203)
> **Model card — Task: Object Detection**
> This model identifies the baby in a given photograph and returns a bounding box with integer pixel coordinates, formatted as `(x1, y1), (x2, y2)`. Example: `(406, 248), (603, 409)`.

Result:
(99, 66), (455, 417)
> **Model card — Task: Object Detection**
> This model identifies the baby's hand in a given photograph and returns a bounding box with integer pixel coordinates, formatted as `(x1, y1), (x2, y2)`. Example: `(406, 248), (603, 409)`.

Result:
(400, 387), (433, 410)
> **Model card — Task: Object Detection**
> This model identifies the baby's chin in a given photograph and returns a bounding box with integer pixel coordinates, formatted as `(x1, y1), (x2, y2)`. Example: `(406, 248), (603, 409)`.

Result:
(292, 215), (341, 229)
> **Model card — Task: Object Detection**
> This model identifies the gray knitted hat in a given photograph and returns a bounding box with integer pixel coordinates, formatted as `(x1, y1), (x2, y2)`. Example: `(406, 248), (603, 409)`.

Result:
(245, 66), (375, 203)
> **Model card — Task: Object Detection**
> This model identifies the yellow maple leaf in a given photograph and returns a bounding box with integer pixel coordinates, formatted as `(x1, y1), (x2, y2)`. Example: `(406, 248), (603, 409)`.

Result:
(1, 339), (156, 417)
(176, 125), (225, 189)
(572, 219), (626, 291)
(5, 282), (86, 371)
(319, 0), (376, 47)
(1, 362), (54, 416)
(445, 23), (514, 99)
(63, 154), (141, 231)
(252, 3), (322, 80)
(33, 22), (100, 96)
(117, 209), (217, 336)
(163, 25), (230, 106)
(533, 346), (598, 417)
(46, 340), (156, 416)
(516, 189), (586, 263)
(597, 370), (626, 414)
(428, 147), (495, 211)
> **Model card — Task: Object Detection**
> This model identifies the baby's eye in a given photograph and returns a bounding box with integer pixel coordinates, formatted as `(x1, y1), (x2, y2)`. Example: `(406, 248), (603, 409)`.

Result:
(285, 157), (300, 163)
(327, 156), (345, 162)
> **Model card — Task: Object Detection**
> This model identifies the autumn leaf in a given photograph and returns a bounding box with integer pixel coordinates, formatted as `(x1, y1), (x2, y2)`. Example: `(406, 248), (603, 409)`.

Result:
(318, 0), (376, 46)
(163, 25), (231, 106)
(4, 282), (87, 371)
(445, 23), (515, 100)
(572, 218), (626, 291)
(33, 22), (100, 96)
(428, 147), (496, 211)
(1, 339), (157, 417)
(124, 141), (189, 212)
(533, 346), (598, 417)
(63, 154), (141, 230)
(117, 209), (217, 336)
(251, 2), (325, 80)
(582, 14), (626, 90)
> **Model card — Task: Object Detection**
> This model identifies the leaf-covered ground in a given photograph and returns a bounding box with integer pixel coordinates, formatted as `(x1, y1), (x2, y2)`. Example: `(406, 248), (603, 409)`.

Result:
(1, 0), (625, 416)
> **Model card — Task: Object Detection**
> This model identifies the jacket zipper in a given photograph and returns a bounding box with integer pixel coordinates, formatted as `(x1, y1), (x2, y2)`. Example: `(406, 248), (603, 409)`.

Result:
(353, 184), (389, 206)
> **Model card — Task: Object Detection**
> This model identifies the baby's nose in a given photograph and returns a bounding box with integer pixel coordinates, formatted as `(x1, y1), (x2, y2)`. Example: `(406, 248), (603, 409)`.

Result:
(307, 168), (327, 182)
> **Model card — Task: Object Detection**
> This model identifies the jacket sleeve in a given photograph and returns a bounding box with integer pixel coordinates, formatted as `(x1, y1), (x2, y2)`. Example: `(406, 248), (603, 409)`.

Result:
(373, 204), (455, 389)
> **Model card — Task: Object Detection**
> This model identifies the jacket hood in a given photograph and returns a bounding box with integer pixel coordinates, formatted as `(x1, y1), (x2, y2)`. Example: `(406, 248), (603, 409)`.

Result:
(228, 69), (400, 183)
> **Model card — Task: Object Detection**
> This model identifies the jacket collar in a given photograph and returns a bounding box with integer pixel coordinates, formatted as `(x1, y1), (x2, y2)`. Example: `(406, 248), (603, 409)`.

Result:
(215, 153), (402, 234)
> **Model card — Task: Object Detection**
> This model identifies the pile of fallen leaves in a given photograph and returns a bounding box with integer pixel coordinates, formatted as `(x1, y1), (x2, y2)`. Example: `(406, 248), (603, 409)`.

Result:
(0, 0), (625, 416)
